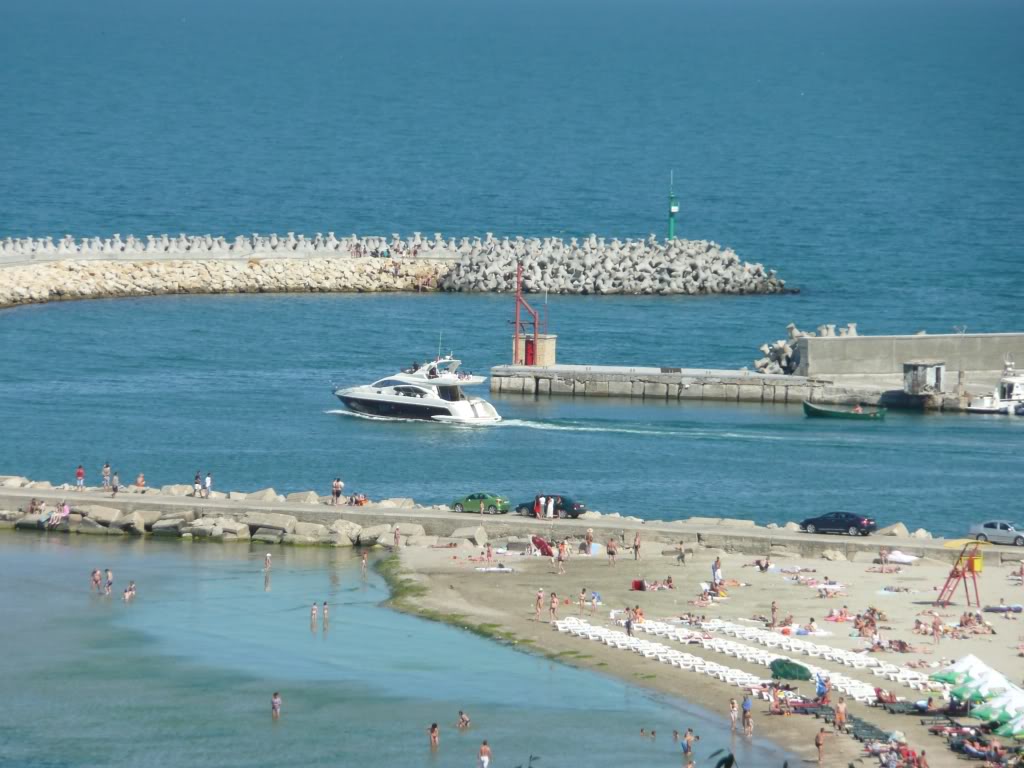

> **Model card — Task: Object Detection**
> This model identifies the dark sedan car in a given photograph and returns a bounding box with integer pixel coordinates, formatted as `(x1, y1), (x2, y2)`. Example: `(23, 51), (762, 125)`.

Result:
(799, 511), (877, 536)
(515, 494), (587, 519)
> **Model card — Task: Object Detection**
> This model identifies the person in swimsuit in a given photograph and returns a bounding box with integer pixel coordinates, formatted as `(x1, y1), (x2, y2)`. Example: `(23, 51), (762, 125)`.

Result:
(111, 472), (119, 497)
(101, 462), (111, 489)
(682, 728), (698, 767)
(729, 698), (738, 731)
(633, 532), (641, 560)
(104, 569), (113, 596)
(75, 464), (85, 491)
(322, 601), (329, 628)
(607, 538), (618, 566)
(91, 569), (102, 592)
(814, 727), (826, 765)
(271, 692), (282, 720)
(456, 710), (471, 729)
(579, 587), (588, 616)
(428, 723), (439, 749)
(361, 551), (368, 579)
(193, 472), (201, 497)
(535, 589), (544, 621)
(549, 592), (558, 622)
(556, 541), (566, 575)
(478, 739), (492, 768)
(265, 553), (272, 571)
(310, 602), (318, 627)
(742, 694), (753, 736)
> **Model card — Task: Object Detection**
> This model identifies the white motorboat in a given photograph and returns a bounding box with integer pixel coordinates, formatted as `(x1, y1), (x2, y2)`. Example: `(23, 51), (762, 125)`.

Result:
(333, 356), (502, 425)
(966, 359), (1024, 415)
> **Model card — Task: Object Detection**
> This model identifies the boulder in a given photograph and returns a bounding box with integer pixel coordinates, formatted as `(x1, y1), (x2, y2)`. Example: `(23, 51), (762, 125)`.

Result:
(0, 510), (21, 522)
(357, 523), (392, 546)
(78, 505), (122, 526)
(152, 518), (186, 536)
(184, 518), (222, 538)
(241, 511), (297, 534)
(56, 513), (83, 532)
(227, 491), (248, 501)
(252, 527), (283, 544)
(282, 533), (318, 546)
(159, 509), (196, 523)
(137, 509), (164, 530)
(160, 484), (193, 497)
(577, 510), (602, 520)
(877, 522), (910, 538)
(766, 523), (779, 529)
(821, 549), (847, 561)
(112, 511), (146, 534)
(319, 532), (354, 547)
(0, 475), (30, 488)
(14, 513), (46, 529)
(286, 491), (321, 504)
(329, 519), (362, 540)
(783, 522), (801, 532)
(248, 488), (279, 502)
(720, 518), (756, 528)
(78, 516), (108, 535)
(293, 521), (328, 537)
(220, 519), (250, 538)
(393, 522), (426, 538)
(604, 512), (621, 519)
(208, 491), (227, 500)
(27, 480), (54, 490)
(405, 534), (439, 547)
(451, 525), (487, 546)
(911, 528), (932, 540)
(378, 497), (416, 508)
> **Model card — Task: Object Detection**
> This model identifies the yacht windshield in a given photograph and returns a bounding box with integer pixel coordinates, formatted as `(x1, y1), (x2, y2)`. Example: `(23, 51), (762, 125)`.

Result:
(437, 385), (464, 402)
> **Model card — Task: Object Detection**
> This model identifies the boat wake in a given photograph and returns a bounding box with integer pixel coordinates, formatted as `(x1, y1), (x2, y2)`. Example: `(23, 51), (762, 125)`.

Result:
(324, 409), (500, 427)
(496, 418), (788, 441)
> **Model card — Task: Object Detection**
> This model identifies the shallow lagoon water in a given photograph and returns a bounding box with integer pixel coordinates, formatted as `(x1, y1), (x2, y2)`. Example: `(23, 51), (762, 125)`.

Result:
(0, 534), (795, 767)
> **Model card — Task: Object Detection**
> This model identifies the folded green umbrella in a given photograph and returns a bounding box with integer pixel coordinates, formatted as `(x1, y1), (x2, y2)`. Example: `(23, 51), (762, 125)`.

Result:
(769, 659), (812, 681)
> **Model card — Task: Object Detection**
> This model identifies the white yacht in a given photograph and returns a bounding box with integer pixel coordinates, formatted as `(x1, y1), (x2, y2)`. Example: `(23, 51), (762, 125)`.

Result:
(966, 359), (1024, 415)
(333, 356), (502, 425)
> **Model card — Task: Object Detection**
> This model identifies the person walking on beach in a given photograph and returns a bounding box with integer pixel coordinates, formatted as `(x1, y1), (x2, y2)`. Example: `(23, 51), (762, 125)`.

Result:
(535, 588), (544, 621)
(584, 528), (594, 554)
(75, 464), (85, 491)
(814, 727), (827, 765)
(770, 600), (778, 629)
(625, 606), (634, 637)
(607, 537), (618, 566)
(579, 587), (588, 616)
(203, 473), (212, 499)
(835, 696), (847, 732)
(271, 692), (282, 720)
(741, 693), (753, 737)
(549, 591), (558, 622)
(556, 540), (566, 575)
(478, 739), (492, 768)
(101, 462), (111, 490)
(632, 531), (641, 560)
(110, 471), (119, 497)
(428, 723), (439, 749)
(729, 698), (738, 732)
(931, 613), (942, 644)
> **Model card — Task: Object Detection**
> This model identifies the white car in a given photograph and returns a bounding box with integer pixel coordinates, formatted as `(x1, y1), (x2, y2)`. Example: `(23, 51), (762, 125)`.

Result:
(969, 520), (1024, 547)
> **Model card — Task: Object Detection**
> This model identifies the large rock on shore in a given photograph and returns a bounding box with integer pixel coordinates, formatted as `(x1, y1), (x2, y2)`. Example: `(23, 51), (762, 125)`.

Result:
(15, 513), (46, 529)
(159, 509), (196, 523)
(378, 497), (416, 508)
(451, 525), (488, 546)
(160, 484), (193, 497)
(405, 534), (439, 547)
(320, 532), (354, 547)
(282, 533), (318, 546)
(112, 511), (146, 534)
(329, 519), (362, 540)
(286, 491), (321, 504)
(252, 527), (283, 544)
(78, 505), (122, 526)
(227, 491), (247, 501)
(152, 518), (187, 536)
(294, 521), (328, 537)
(877, 522), (910, 538)
(78, 517), (109, 535)
(248, 488), (280, 503)
(357, 524), (392, 546)
(392, 523), (426, 538)
(0, 476), (30, 488)
(242, 511), (297, 534)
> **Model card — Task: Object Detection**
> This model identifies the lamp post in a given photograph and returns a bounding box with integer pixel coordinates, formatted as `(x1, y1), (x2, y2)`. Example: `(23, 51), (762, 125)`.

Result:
(668, 170), (680, 240)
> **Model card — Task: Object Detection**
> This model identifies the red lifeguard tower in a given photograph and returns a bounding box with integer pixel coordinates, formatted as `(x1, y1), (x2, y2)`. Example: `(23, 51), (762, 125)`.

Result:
(934, 541), (985, 607)
(511, 261), (557, 366)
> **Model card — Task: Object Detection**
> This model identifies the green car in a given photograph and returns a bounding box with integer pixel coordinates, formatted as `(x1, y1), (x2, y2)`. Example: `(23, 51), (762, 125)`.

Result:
(451, 492), (510, 514)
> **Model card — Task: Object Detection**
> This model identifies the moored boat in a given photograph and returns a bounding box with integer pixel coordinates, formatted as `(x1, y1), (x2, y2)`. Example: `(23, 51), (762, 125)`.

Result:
(966, 359), (1024, 415)
(802, 400), (887, 420)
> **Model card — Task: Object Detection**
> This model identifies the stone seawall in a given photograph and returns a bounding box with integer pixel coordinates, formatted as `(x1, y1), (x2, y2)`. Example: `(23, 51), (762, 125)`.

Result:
(0, 232), (789, 309)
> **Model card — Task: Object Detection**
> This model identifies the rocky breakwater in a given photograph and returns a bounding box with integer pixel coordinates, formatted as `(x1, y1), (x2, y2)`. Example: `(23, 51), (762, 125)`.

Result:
(441, 235), (788, 295)
(753, 321), (858, 375)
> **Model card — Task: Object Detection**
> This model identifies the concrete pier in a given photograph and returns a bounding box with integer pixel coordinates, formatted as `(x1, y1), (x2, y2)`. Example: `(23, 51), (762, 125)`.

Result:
(491, 364), (823, 404)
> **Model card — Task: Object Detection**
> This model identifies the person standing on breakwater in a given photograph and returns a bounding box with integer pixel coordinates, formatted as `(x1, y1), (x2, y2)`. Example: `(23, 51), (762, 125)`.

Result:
(75, 464), (85, 491)
(203, 473), (212, 499)
(193, 471), (201, 497)
(607, 537), (618, 566)
(394, 526), (401, 549)
(633, 532), (641, 560)
(331, 478), (343, 505)
(111, 471), (120, 497)
(478, 739), (492, 768)
(101, 462), (111, 490)
(271, 692), (281, 720)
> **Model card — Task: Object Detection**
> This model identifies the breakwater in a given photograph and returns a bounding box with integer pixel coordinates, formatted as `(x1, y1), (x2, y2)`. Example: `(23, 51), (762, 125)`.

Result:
(0, 477), (984, 565)
(0, 232), (787, 308)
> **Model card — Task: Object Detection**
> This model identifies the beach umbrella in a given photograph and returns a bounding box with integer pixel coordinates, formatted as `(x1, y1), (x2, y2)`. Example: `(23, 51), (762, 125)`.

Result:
(930, 653), (988, 684)
(769, 659), (811, 681)
(995, 713), (1024, 738)
(971, 689), (1024, 723)
(954, 670), (1010, 704)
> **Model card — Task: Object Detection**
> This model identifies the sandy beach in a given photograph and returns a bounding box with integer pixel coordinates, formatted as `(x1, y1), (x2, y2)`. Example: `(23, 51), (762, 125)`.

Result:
(389, 539), (1024, 767)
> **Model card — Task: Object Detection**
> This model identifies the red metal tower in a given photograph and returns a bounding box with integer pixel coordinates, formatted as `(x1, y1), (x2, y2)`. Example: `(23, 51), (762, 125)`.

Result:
(934, 541), (984, 607)
(512, 261), (541, 365)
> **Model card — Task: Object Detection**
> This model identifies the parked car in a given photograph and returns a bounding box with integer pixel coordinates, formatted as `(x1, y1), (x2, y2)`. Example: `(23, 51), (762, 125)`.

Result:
(969, 520), (1024, 546)
(799, 511), (877, 536)
(515, 494), (587, 519)
(451, 492), (509, 514)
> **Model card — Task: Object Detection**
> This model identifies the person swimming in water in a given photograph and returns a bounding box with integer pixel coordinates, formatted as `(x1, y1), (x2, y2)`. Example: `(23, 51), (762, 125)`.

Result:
(271, 692), (281, 720)
(456, 710), (471, 729)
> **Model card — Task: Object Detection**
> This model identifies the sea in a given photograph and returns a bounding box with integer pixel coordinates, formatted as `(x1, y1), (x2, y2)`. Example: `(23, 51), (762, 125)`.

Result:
(1, 0), (1022, 764)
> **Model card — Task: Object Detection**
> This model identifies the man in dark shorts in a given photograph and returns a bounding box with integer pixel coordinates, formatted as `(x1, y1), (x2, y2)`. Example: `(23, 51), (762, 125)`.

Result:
(681, 728), (698, 766)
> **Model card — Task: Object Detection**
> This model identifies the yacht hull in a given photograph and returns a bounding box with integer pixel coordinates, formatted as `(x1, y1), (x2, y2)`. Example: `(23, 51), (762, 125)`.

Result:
(337, 394), (451, 420)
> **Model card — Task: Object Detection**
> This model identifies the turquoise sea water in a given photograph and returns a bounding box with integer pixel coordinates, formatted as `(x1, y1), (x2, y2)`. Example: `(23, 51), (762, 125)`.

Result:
(0, 534), (795, 767)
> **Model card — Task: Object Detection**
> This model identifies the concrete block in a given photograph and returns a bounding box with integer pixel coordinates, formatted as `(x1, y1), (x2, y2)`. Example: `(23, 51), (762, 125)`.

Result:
(785, 385), (810, 403)
(503, 377), (523, 394)
(722, 383), (739, 401)
(522, 377), (536, 395)
(550, 378), (574, 395)
(666, 383), (680, 398)
(736, 384), (763, 402)
(608, 380), (632, 397)
(586, 381), (609, 397)
(644, 382), (668, 399)
(536, 378), (550, 395)
(630, 380), (645, 397)
(678, 382), (703, 399)
(701, 383), (726, 401)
